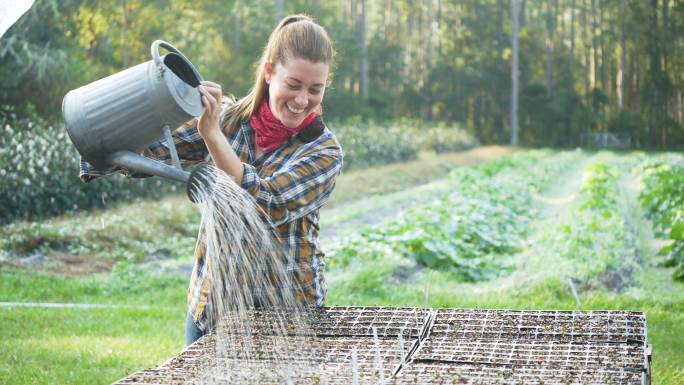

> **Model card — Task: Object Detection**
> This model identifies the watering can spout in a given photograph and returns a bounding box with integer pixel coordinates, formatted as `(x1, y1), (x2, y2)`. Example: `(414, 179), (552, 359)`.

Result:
(108, 151), (213, 204)
(107, 151), (190, 184)
(186, 163), (215, 203)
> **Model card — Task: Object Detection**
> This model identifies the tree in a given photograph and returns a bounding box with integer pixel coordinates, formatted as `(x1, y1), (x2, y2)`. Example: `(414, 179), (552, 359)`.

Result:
(511, 0), (521, 146)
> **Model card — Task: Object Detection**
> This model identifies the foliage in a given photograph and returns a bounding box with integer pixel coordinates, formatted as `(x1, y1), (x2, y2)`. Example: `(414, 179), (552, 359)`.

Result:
(2, 1), (683, 147)
(422, 122), (479, 154)
(580, 162), (618, 212)
(0, 106), (179, 224)
(553, 161), (629, 284)
(330, 117), (477, 171)
(0, 192), (199, 264)
(0, 104), (476, 223)
(329, 151), (557, 281)
(640, 161), (684, 280)
(330, 117), (420, 171)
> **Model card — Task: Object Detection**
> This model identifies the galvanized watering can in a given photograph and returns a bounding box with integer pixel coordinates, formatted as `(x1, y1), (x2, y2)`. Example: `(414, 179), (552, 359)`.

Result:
(63, 40), (204, 185)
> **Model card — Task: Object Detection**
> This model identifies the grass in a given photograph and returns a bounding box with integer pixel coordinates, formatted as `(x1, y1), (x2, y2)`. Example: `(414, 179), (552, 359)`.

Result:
(1, 148), (682, 384)
(0, 268), (186, 306)
(328, 146), (515, 206)
(0, 307), (184, 385)
(0, 267), (188, 385)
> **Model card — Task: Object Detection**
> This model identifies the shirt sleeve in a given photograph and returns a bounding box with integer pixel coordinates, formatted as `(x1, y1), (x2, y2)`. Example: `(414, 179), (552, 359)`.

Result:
(240, 144), (343, 227)
(79, 119), (207, 182)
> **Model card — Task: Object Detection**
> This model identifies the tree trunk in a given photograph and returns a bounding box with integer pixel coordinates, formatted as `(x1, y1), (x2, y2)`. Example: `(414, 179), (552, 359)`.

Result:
(590, 0), (597, 92)
(599, 0), (607, 96)
(359, 0), (368, 98)
(661, 0), (670, 123)
(520, 0), (527, 27)
(497, 0), (505, 51)
(559, 0), (564, 41)
(632, 50), (640, 107)
(511, 0), (521, 146)
(437, 0), (442, 57)
(618, 0), (626, 112)
(546, 0), (555, 98)
(648, 0), (660, 145)
(234, 11), (241, 59)
(122, 0), (129, 68)
(570, 0), (575, 62)
(423, 0), (433, 119)
(581, 0), (590, 96)
(662, 0), (669, 72)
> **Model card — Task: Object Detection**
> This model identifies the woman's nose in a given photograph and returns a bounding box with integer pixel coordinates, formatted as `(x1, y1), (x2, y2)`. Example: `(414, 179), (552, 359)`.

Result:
(294, 91), (308, 107)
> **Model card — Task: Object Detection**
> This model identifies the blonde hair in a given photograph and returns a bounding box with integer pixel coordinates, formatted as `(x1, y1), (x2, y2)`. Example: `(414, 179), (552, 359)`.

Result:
(221, 14), (335, 133)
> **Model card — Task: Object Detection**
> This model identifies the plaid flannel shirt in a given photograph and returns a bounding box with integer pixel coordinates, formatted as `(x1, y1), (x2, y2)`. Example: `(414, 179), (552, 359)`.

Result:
(80, 116), (343, 331)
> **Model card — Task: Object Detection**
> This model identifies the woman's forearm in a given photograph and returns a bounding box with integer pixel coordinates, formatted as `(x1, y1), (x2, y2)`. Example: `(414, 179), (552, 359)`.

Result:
(196, 81), (244, 185)
(202, 131), (244, 185)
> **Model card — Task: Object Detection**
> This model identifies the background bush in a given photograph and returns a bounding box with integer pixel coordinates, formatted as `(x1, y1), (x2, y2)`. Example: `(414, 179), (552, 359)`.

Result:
(422, 122), (480, 154)
(640, 160), (684, 280)
(331, 117), (477, 171)
(1, 108), (477, 224)
(0, 106), (176, 224)
(331, 117), (421, 171)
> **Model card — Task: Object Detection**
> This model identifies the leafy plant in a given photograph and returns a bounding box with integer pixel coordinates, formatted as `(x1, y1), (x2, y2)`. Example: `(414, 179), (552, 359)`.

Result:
(331, 117), (477, 171)
(0, 105), (180, 224)
(329, 151), (561, 281)
(580, 162), (618, 214)
(549, 160), (634, 285)
(639, 161), (684, 280)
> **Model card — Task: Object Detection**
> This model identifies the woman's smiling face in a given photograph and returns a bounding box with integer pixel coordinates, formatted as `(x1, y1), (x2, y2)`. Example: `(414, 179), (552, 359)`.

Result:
(264, 57), (329, 128)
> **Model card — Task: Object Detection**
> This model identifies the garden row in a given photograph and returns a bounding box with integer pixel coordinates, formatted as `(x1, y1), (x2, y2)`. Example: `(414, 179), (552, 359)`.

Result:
(0, 107), (476, 223)
(545, 159), (636, 289)
(639, 158), (684, 281)
(328, 150), (576, 281)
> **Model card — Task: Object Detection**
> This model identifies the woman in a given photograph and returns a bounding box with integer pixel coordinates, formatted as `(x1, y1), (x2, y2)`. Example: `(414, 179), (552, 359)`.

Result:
(81, 15), (342, 346)
(185, 14), (342, 346)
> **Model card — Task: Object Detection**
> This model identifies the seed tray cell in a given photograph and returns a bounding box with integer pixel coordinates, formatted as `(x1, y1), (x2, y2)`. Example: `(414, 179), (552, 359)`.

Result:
(211, 309), (322, 337)
(431, 309), (646, 343)
(114, 369), (191, 385)
(322, 337), (414, 378)
(314, 307), (430, 338)
(412, 339), (644, 371)
(393, 363), (644, 385)
(209, 307), (430, 339)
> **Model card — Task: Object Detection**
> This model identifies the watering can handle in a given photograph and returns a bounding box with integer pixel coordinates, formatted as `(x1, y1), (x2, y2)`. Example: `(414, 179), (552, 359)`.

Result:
(151, 40), (204, 82)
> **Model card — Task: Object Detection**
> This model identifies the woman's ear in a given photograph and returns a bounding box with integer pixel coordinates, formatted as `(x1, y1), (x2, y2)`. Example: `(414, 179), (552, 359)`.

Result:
(263, 62), (273, 84)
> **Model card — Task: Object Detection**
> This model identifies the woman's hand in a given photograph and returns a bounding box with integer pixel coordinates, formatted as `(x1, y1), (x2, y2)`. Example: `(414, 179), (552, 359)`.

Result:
(195, 80), (245, 184)
(197, 81), (223, 140)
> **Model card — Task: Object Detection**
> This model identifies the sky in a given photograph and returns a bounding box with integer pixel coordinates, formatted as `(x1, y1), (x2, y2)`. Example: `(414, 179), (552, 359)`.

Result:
(0, 0), (34, 38)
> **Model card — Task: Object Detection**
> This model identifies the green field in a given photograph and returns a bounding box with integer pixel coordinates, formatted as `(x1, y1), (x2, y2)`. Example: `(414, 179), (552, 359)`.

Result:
(1, 148), (682, 384)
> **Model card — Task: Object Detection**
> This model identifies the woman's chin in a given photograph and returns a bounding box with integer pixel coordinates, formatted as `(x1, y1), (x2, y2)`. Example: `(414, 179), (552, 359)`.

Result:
(283, 116), (304, 128)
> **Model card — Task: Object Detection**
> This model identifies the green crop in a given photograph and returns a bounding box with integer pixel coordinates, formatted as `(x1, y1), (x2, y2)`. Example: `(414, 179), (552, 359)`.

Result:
(639, 161), (684, 280)
(328, 151), (564, 281)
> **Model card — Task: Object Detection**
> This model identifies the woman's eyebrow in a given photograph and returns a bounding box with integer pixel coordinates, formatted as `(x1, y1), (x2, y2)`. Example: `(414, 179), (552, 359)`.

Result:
(286, 76), (324, 87)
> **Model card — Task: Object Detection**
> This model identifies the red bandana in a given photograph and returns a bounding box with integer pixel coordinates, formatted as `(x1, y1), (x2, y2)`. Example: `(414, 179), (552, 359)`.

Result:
(249, 98), (317, 153)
